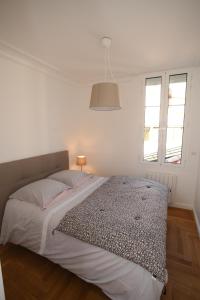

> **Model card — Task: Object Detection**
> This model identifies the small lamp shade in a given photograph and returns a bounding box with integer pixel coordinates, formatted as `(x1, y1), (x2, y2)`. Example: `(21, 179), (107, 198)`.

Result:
(90, 82), (121, 111)
(76, 155), (87, 171)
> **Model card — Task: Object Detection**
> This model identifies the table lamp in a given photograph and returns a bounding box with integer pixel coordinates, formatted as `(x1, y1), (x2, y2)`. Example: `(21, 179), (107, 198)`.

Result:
(76, 155), (87, 171)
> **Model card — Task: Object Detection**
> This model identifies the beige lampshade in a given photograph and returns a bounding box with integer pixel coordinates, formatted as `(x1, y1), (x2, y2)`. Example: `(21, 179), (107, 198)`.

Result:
(76, 155), (87, 166)
(90, 82), (121, 111)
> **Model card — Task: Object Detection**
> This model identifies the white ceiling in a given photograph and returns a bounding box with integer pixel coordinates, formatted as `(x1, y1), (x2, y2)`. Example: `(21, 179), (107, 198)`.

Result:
(0, 0), (200, 84)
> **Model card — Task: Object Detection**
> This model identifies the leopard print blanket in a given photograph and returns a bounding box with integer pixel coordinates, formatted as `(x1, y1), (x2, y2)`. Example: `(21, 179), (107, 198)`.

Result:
(56, 176), (168, 283)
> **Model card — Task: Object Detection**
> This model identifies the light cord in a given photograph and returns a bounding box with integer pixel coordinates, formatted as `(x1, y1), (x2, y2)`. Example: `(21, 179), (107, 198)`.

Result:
(103, 37), (116, 82)
(104, 46), (107, 81)
(107, 46), (115, 81)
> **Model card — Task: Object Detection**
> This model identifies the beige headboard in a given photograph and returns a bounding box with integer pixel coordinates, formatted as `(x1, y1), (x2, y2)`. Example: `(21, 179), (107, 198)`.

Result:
(0, 151), (69, 227)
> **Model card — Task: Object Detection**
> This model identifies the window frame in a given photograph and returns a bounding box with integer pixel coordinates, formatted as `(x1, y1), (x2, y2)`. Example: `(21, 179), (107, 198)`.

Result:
(141, 69), (192, 168)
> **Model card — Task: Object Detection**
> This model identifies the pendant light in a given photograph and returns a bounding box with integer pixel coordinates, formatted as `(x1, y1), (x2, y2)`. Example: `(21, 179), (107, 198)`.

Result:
(89, 37), (121, 111)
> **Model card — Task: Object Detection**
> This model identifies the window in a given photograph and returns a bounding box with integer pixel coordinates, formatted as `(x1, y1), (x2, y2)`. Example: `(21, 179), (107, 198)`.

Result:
(143, 72), (188, 165)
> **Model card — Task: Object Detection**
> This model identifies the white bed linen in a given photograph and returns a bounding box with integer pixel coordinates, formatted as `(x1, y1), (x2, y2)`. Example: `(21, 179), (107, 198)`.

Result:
(0, 176), (164, 300)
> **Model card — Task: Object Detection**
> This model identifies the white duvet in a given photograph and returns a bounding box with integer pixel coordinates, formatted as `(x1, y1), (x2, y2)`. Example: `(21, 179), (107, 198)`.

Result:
(0, 176), (164, 300)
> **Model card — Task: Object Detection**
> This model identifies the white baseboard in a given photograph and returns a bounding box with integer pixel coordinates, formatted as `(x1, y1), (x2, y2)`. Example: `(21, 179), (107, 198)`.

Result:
(169, 202), (193, 210)
(193, 208), (200, 237)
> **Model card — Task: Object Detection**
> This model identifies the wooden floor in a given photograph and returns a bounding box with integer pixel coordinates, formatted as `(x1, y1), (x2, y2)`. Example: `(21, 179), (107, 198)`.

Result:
(0, 207), (200, 300)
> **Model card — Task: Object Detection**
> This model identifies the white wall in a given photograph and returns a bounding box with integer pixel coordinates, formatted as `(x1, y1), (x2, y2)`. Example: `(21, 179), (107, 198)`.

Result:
(69, 78), (142, 175)
(72, 68), (200, 210)
(1, 47), (200, 212)
(0, 52), (81, 163)
(193, 68), (200, 233)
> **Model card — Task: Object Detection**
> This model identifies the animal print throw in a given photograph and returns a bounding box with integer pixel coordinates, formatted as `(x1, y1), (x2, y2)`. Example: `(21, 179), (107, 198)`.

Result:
(56, 176), (168, 283)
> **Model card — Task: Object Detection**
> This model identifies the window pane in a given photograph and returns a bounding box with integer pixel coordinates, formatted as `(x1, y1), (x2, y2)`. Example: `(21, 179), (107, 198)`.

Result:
(144, 127), (159, 162)
(145, 77), (162, 106)
(167, 106), (185, 127)
(145, 107), (160, 127)
(165, 128), (183, 164)
(144, 76), (161, 162)
(165, 73), (187, 164)
(169, 74), (187, 105)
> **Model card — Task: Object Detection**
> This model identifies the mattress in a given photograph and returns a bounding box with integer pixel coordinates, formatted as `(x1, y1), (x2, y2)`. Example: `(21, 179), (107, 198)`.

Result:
(0, 176), (164, 300)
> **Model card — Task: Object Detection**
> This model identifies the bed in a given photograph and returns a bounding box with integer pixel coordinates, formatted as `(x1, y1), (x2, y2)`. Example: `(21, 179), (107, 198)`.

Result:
(0, 151), (168, 300)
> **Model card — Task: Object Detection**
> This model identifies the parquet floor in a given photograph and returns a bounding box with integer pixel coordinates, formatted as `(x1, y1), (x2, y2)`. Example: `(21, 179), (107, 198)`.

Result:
(0, 207), (200, 300)
(161, 208), (200, 300)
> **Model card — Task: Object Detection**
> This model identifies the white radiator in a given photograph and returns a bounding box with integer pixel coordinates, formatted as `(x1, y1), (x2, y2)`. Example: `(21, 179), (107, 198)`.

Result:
(144, 171), (177, 202)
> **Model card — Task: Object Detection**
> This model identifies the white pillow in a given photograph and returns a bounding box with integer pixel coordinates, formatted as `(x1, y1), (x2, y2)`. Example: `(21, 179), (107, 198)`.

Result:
(48, 170), (88, 187)
(9, 179), (69, 209)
